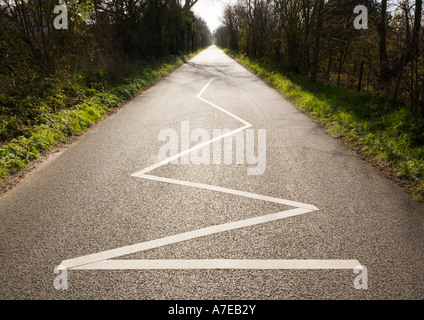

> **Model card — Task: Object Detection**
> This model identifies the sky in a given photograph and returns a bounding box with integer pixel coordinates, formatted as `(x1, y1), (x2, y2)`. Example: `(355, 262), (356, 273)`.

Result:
(191, 0), (230, 33)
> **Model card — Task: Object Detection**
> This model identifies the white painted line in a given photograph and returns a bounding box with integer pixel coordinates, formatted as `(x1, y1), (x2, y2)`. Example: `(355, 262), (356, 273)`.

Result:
(196, 78), (214, 98)
(58, 78), (343, 274)
(61, 207), (313, 269)
(72, 259), (363, 270)
(197, 78), (251, 126)
(132, 124), (251, 176)
(196, 79), (250, 125)
(135, 174), (318, 211)
(132, 78), (252, 176)
(197, 95), (252, 126)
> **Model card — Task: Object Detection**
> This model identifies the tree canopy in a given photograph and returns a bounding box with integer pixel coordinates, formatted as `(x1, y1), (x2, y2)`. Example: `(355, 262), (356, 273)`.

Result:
(215, 0), (423, 115)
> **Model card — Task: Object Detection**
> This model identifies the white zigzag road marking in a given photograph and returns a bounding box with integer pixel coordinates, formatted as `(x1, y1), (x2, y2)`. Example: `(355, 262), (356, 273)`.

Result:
(59, 78), (361, 271)
(72, 259), (362, 270)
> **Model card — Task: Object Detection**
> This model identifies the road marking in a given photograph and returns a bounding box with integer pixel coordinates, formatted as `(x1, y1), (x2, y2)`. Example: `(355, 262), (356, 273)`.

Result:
(133, 174), (318, 211)
(132, 78), (251, 176)
(59, 76), (362, 273)
(133, 124), (251, 175)
(61, 207), (313, 269)
(196, 78), (251, 126)
(71, 259), (362, 270)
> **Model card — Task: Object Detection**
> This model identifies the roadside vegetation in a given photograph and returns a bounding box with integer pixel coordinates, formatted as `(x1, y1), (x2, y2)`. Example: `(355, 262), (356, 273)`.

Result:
(0, 0), (212, 185)
(225, 49), (424, 203)
(215, 0), (423, 204)
(0, 51), (204, 181)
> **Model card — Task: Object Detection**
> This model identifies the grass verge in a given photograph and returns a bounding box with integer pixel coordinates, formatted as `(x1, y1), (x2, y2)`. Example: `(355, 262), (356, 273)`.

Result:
(0, 49), (204, 184)
(224, 49), (424, 204)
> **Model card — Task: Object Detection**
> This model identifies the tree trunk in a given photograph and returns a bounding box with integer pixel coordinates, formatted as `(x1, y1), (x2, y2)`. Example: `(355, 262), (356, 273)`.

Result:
(310, 0), (324, 83)
(326, 56), (332, 82)
(377, 0), (390, 87)
(302, 0), (311, 74)
(357, 60), (365, 92)
(378, 0), (423, 89)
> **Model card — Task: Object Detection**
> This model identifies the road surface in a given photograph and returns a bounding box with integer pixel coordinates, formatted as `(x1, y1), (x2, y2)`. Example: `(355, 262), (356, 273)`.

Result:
(1, 46), (423, 300)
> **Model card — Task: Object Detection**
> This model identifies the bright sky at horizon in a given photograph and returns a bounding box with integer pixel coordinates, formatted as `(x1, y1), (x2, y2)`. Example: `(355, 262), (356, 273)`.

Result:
(192, 0), (231, 33)
(192, 1), (403, 34)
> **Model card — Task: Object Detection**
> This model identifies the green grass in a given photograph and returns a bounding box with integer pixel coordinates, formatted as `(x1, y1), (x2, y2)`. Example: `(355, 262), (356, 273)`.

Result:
(0, 49), (204, 181)
(224, 49), (424, 203)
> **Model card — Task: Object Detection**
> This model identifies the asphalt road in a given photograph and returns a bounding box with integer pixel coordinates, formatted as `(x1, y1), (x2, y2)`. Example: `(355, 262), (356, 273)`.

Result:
(1, 46), (423, 300)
